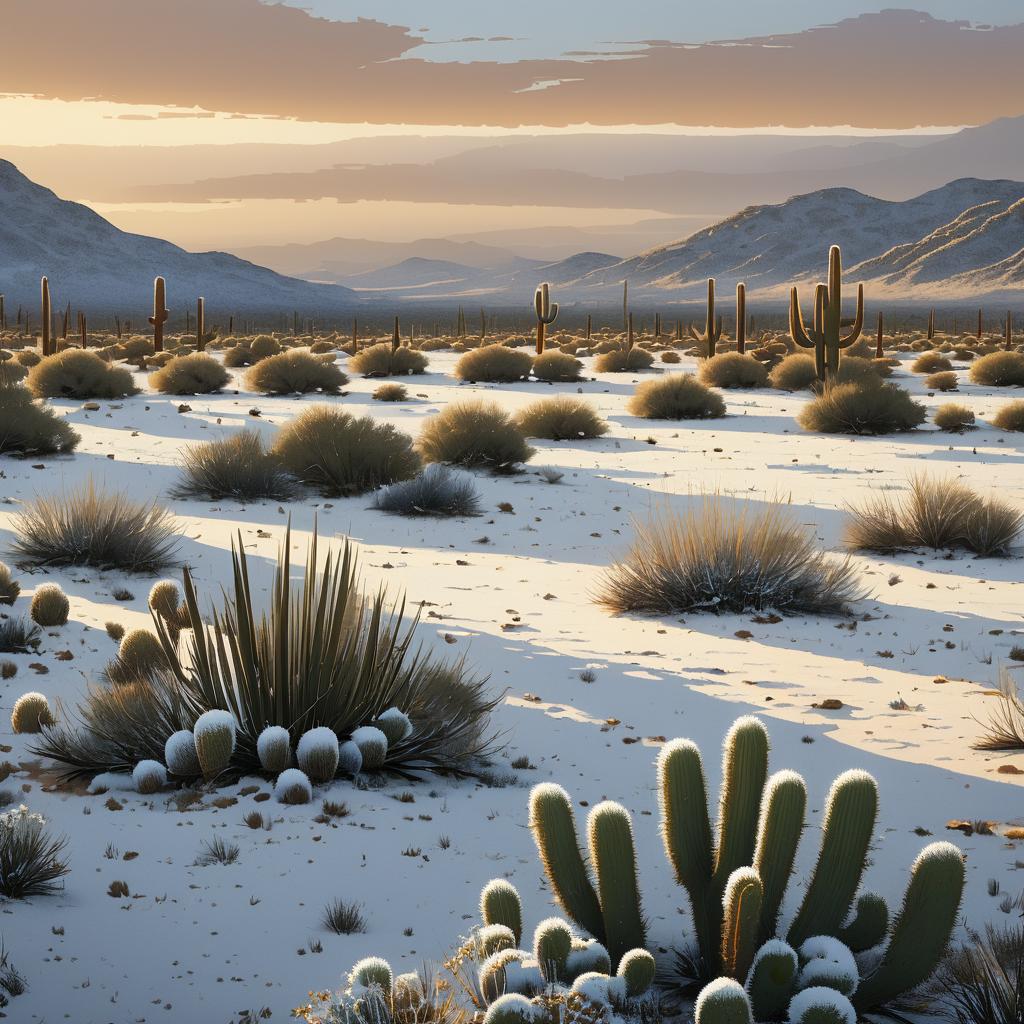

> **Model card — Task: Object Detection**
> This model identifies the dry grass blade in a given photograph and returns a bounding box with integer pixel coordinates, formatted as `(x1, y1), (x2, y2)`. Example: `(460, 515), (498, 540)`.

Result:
(973, 667), (1024, 752)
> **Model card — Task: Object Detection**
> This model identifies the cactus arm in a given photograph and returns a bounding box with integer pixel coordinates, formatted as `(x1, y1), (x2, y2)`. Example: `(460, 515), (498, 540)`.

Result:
(753, 770), (807, 944)
(836, 892), (888, 953)
(789, 287), (814, 350)
(721, 868), (763, 982)
(746, 940), (798, 1022)
(839, 284), (864, 347)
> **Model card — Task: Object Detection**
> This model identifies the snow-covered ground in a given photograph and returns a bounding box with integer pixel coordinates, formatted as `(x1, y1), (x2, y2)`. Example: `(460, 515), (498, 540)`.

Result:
(2, 348), (1023, 1024)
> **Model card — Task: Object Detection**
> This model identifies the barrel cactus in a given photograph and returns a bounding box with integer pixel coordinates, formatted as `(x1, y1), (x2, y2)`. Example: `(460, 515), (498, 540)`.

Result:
(133, 759), (168, 795)
(30, 583), (69, 626)
(256, 725), (291, 774)
(165, 729), (201, 777)
(274, 767), (312, 805)
(193, 709), (236, 779)
(11, 691), (56, 733)
(350, 726), (388, 770)
(296, 726), (339, 783)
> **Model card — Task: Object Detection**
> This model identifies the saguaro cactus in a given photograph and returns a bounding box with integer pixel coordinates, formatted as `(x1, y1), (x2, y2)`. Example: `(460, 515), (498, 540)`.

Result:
(40, 276), (52, 356)
(789, 246), (864, 382)
(1006, 311), (1014, 350)
(927, 308), (936, 340)
(977, 308), (983, 341)
(534, 282), (559, 355)
(149, 277), (169, 352)
(735, 283), (747, 354)
(690, 278), (724, 357)
(392, 315), (401, 352)
(875, 311), (884, 359)
(196, 296), (206, 352)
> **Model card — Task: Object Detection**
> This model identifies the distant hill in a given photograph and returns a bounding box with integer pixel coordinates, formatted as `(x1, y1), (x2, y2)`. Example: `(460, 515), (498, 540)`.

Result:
(0, 160), (358, 318)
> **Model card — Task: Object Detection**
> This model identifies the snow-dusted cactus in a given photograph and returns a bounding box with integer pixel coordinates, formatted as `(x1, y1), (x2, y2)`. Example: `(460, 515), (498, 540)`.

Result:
(193, 709), (236, 779)
(836, 892), (888, 953)
(746, 940), (798, 1022)
(481, 878), (523, 946)
(796, 937), (858, 997)
(350, 725), (388, 770)
(587, 800), (646, 965)
(853, 842), (965, 1010)
(753, 770), (807, 944)
(480, 948), (528, 1003)
(483, 993), (537, 1024)
(617, 948), (656, 998)
(165, 729), (201, 776)
(788, 986), (856, 1024)
(533, 917), (572, 982)
(722, 867), (764, 981)
(393, 972), (424, 1012)
(338, 739), (363, 776)
(133, 759), (167, 795)
(695, 977), (753, 1024)
(0, 561), (20, 605)
(787, 770), (877, 948)
(256, 725), (291, 774)
(274, 767), (312, 805)
(349, 956), (393, 993)
(117, 628), (166, 676)
(477, 923), (517, 959)
(566, 939), (611, 978)
(375, 707), (412, 747)
(11, 691), (55, 733)
(296, 726), (339, 783)
(30, 583), (69, 626)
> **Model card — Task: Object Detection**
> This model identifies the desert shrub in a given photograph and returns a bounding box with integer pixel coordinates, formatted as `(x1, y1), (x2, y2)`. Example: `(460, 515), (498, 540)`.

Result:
(374, 465), (481, 517)
(597, 495), (863, 615)
(514, 396), (609, 440)
(322, 898), (367, 935)
(417, 338), (449, 352)
(970, 352), (1024, 387)
(532, 351), (582, 382)
(660, 350), (681, 364)
(835, 355), (888, 383)
(12, 480), (179, 572)
(769, 353), (818, 392)
(29, 584), (69, 627)
(454, 345), (533, 382)
(272, 406), (420, 496)
(845, 474), (1022, 556)
(416, 401), (534, 472)
(926, 371), (959, 392)
(937, 922), (1024, 1024)
(627, 374), (726, 420)
(993, 401), (1024, 432)
(0, 360), (27, 386)
(149, 353), (229, 395)
(0, 804), (69, 899)
(223, 344), (254, 368)
(0, 619), (40, 654)
(933, 403), (975, 432)
(173, 430), (298, 501)
(249, 335), (281, 360)
(912, 352), (953, 374)
(372, 383), (408, 402)
(26, 350), (137, 399)
(349, 343), (428, 377)
(0, 386), (79, 456)
(593, 347), (655, 372)
(0, 563), (19, 605)
(11, 691), (54, 732)
(15, 350), (41, 368)
(798, 379), (926, 434)
(244, 350), (347, 395)
(698, 352), (768, 388)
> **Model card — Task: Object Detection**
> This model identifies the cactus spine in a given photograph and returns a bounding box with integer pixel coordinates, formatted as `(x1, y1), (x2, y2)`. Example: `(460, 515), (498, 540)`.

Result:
(789, 246), (864, 382)
(40, 276), (52, 356)
(534, 283), (558, 355)
(690, 277), (723, 357)
(735, 283), (746, 354)
(150, 277), (169, 352)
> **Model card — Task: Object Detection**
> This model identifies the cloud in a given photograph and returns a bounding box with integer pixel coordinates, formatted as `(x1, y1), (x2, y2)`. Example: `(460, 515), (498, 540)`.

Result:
(2, 4), (1023, 128)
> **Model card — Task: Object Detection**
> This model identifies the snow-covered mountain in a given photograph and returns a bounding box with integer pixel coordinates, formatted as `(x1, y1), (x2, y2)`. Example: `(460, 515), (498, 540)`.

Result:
(0, 160), (358, 318)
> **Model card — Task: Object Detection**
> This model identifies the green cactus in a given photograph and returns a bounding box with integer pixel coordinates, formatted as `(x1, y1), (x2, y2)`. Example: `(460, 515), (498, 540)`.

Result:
(721, 868), (763, 982)
(927, 308), (936, 340)
(193, 709), (236, 779)
(689, 278), (724, 357)
(836, 892), (888, 952)
(477, 923), (517, 959)
(587, 801), (646, 966)
(533, 917), (572, 982)
(786, 770), (877, 949)
(853, 842), (965, 1010)
(479, 948), (528, 1004)
(736, 283), (747, 354)
(746, 940), (798, 1022)
(695, 978), (753, 1024)
(483, 994), (537, 1024)
(534, 283), (559, 355)
(788, 987), (855, 1024)
(789, 246), (864, 381)
(481, 879), (524, 946)
(617, 948), (656, 998)
(150, 276), (169, 352)
(349, 956), (393, 992)
(753, 770), (807, 944)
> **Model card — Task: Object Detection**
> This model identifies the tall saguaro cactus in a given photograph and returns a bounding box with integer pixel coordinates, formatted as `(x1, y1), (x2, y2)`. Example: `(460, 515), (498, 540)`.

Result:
(789, 245), (864, 382)
(149, 277), (169, 352)
(40, 276), (53, 356)
(690, 278), (723, 357)
(735, 283), (747, 354)
(875, 310), (884, 359)
(196, 296), (207, 352)
(534, 282), (559, 355)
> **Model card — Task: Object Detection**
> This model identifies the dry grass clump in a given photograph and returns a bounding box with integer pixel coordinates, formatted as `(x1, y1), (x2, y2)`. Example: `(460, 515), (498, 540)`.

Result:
(322, 898), (367, 935)
(149, 353), (229, 395)
(0, 359), (27, 386)
(0, 562), (19, 605)
(454, 345), (533, 382)
(993, 400), (1024, 432)
(349, 343), (428, 377)
(15, 349), (41, 367)
(0, 385), (79, 456)
(627, 373), (726, 420)
(374, 465), (481, 517)
(11, 480), (179, 571)
(513, 396), (609, 440)
(933, 403), (976, 432)
(835, 355), (889, 383)
(698, 352), (769, 388)
(926, 371), (959, 392)
(973, 667), (1024, 752)
(0, 804), (69, 899)
(970, 351), (1024, 387)
(660, 350), (682, 364)
(243, 350), (347, 395)
(593, 347), (655, 372)
(271, 405), (420, 496)
(937, 921), (1024, 1024)
(798, 379), (926, 434)
(372, 382), (408, 402)
(912, 352), (954, 374)
(0, 618), (40, 654)
(532, 350), (583, 382)
(27, 350), (137, 399)
(845, 474), (1023, 556)
(173, 430), (298, 501)
(416, 400), (534, 472)
(769, 353), (818, 392)
(597, 495), (863, 615)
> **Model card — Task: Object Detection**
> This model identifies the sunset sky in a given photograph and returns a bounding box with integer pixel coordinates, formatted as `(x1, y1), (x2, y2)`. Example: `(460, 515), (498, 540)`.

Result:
(2, 2), (1021, 258)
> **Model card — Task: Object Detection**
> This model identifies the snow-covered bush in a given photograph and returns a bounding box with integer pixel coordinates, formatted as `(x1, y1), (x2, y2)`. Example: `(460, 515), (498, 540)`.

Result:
(132, 759), (167, 795)
(274, 767), (312, 804)
(417, 400), (534, 472)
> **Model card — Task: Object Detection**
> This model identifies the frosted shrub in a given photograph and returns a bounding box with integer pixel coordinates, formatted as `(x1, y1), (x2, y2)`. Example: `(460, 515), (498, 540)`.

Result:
(275, 767), (313, 805)
(132, 759), (167, 795)
(0, 804), (69, 898)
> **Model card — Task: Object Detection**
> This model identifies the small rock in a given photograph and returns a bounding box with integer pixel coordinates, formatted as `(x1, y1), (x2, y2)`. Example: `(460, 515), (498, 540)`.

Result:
(812, 698), (844, 710)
